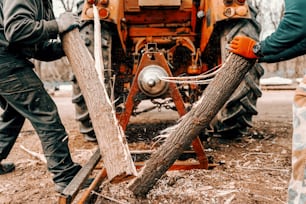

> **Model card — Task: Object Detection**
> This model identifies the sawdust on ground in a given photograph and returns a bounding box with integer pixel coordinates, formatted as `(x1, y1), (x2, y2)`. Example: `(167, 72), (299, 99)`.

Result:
(0, 90), (292, 204)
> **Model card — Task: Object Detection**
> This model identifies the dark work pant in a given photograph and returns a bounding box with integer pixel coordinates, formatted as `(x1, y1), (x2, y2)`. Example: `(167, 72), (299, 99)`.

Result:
(0, 66), (81, 184)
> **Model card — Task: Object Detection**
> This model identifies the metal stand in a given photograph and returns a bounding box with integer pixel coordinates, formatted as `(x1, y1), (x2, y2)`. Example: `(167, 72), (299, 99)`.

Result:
(58, 50), (212, 204)
(118, 50), (209, 170)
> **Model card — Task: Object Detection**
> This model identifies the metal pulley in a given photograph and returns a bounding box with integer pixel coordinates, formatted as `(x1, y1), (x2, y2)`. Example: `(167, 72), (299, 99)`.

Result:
(137, 65), (169, 97)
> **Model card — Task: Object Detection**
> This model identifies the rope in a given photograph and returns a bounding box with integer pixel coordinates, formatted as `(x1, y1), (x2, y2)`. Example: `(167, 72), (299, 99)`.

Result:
(159, 53), (233, 84)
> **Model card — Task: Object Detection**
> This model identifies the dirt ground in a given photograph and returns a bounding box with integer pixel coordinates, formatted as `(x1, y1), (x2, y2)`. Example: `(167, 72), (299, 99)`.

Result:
(0, 89), (293, 204)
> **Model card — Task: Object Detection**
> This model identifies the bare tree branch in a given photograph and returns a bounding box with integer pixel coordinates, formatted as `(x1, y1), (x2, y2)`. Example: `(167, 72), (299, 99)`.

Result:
(59, 0), (68, 11)
(59, 0), (75, 12)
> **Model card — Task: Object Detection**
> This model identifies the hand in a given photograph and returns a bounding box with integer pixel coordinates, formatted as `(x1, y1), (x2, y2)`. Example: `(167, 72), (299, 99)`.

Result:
(228, 35), (258, 59)
(56, 12), (80, 34)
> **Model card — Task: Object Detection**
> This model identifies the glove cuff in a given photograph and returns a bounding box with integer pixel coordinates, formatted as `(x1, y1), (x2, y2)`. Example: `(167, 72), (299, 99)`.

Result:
(44, 20), (59, 39)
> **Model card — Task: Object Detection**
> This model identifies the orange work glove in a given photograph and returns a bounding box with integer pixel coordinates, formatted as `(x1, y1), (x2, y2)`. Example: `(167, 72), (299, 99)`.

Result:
(229, 35), (258, 59)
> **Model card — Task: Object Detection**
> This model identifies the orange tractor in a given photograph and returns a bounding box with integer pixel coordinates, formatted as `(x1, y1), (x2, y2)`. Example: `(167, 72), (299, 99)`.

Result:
(73, 0), (264, 140)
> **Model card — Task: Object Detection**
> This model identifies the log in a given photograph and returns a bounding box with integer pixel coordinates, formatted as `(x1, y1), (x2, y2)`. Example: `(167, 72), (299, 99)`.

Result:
(128, 53), (256, 197)
(61, 29), (137, 182)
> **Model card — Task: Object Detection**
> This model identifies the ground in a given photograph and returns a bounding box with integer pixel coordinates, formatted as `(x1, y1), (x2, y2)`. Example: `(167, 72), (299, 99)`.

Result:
(0, 89), (293, 204)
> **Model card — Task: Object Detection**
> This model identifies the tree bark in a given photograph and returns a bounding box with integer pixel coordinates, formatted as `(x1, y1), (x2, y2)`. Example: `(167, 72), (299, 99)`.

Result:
(128, 53), (255, 197)
(61, 29), (137, 182)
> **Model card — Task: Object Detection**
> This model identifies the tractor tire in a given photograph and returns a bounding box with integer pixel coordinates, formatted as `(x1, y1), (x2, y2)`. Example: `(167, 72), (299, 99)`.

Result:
(71, 1), (113, 141)
(209, 3), (264, 137)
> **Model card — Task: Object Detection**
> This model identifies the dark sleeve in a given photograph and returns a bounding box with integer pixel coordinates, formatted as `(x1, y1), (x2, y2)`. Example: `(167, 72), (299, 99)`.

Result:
(259, 37), (306, 63)
(34, 41), (65, 61)
(15, 40), (66, 61)
(260, 0), (306, 57)
(2, 0), (58, 45)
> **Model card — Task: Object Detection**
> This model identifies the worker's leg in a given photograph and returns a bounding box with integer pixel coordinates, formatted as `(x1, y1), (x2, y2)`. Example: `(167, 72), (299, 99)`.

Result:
(0, 96), (25, 162)
(0, 95), (24, 174)
(0, 66), (81, 185)
(288, 76), (306, 204)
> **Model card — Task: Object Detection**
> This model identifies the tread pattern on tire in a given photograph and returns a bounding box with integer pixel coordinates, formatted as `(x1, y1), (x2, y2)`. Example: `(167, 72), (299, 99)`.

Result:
(72, 1), (112, 138)
(211, 2), (264, 136)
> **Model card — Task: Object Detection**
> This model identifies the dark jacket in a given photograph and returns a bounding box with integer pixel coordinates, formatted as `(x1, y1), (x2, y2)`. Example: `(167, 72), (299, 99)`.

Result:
(259, 0), (306, 63)
(0, 0), (65, 67)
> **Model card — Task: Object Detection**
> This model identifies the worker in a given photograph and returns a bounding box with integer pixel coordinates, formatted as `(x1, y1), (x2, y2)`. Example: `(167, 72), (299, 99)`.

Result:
(228, 0), (306, 203)
(0, 0), (89, 194)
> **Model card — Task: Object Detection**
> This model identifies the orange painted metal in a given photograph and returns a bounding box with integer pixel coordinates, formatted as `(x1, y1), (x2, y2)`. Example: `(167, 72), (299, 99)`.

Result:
(118, 50), (208, 170)
(124, 0), (193, 12)
(77, 168), (107, 204)
(190, 2), (197, 32)
(124, 10), (191, 25)
(200, 0), (252, 52)
(128, 27), (195, 38)
(135, 161), (216, 171)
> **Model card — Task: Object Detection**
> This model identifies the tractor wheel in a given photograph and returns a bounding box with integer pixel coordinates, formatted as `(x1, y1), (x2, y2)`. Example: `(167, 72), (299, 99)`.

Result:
(208, 3), (264, 137)
(71, 1), (113, 141)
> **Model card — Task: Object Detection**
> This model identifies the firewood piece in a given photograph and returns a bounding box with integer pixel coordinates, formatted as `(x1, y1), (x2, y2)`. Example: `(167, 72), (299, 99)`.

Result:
(128, 53), (255, 197)
(61, 29), (137, 182)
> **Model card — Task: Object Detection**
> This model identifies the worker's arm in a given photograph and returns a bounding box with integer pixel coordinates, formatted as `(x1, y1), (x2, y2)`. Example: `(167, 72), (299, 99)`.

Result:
(2, 0), (79, 62)
(259, 37), (306, 63)
(3, 0), (79, 44)
(260, 0), (306, 57)
(229, 0), (306, 63)
(3, 0), (58, 45)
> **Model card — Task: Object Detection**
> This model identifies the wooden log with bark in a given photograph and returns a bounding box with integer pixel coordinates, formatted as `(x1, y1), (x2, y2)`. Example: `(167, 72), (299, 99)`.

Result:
(61, 28), (137, 182)
(128, 53), (256, 197)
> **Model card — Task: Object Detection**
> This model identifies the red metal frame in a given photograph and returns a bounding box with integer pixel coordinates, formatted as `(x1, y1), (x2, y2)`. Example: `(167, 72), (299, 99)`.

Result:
(118, 50), (208, 170)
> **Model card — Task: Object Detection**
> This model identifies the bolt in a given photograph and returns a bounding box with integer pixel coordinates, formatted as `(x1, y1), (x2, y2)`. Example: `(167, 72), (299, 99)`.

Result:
(147, 79), (156, 87)
(197, 10), (205, 19)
